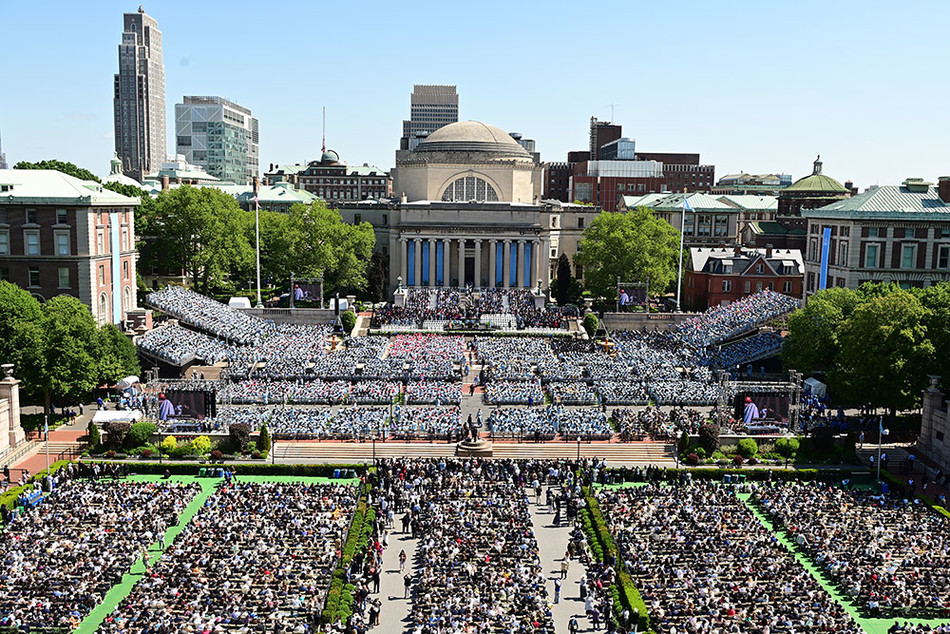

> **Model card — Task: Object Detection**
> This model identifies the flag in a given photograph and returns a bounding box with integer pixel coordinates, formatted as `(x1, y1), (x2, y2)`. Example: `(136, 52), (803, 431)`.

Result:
(683, 197), (694, 213)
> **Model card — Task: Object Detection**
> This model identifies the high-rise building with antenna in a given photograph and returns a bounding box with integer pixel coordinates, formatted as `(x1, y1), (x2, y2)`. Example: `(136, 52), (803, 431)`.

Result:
(113, 6), (166, 182)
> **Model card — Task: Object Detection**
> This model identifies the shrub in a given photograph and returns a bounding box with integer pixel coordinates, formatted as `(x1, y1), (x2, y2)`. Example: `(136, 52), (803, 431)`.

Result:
(341, 310), (357, 335)
(229, 423), (250, 453)
(105, 422), (131, 449)
(140, 448), (153, 459)
(191, 435), (212, 454)
(127, 421), (157, 448)
(737, 438), (758, 459)
(105, 450), (116, 458)
(693, 446), (706, 459)
(252, 451), (262, 459)
(775, 437), (800, 458)
(87, 421), (101, 450)
(583, 313), (599, 337)
(258, 424), (271, 453)
(245, 441), (257, 454)
(210, 449), (223, 461)
(160, 436), (178, 454)
(686, 453), (700, 465)
(732, 454), (744, 466)
(677, 431), (690, 456)
(698, 421), (720, 454)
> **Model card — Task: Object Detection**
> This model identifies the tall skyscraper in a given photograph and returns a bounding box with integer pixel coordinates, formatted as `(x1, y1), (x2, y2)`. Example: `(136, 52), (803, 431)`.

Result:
(175, 96), (259, 185)
(400, 85), (458, 150)
(114, 7), (166, 182)
(0, 128), (7, 170)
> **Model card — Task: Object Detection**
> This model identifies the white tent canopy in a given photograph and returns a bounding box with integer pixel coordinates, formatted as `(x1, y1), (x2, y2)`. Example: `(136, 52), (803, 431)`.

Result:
(116, 376), (140, 389)
(92, 409), (143, 424)
(803, 377), (827, 398)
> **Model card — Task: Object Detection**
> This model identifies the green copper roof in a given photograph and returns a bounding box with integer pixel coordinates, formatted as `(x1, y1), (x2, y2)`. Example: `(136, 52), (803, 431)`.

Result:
(783, 156), (848, 194)
(802, 183), (950, 220)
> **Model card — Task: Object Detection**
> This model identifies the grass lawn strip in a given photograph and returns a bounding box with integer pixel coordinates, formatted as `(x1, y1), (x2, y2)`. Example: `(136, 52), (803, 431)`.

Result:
(74, 475), (358, 634)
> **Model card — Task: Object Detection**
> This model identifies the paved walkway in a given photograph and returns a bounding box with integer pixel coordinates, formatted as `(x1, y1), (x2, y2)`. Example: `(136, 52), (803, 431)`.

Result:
(529, 487), (592, 634)
(375, 516), (417, 633)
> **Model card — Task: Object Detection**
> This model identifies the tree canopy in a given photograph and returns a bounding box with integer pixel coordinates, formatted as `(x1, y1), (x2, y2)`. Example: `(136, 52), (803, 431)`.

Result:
(0, 282), (141, 412)
(14, 159), (101, 183)
(783, 282), (950, 417)
(142, 186), (254, 292)
(574, 207), (681, 299)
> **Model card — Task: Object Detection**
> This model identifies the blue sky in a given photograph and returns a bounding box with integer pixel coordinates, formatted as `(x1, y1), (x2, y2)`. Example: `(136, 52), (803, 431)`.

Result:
(1, 0), (947, 188)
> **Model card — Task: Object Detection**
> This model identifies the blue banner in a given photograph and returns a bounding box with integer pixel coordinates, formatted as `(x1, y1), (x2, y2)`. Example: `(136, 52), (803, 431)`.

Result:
(436, 242), (443, 286)
(819, 227), (832, 290)
(523, 242), (532, 287)
(421, 242), (429, 285)
(509, 244), (518, 287)
(496, 243), (504, 286)
(407, 241), (415, 286)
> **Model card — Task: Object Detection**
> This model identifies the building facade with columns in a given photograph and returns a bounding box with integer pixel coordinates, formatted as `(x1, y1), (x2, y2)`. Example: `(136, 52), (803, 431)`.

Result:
(338, 120), (591, 291)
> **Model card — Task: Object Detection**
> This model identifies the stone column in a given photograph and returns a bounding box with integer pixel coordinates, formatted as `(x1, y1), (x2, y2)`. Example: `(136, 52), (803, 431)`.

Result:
(428, 238), (436, 287)
(458, 238), (466, 287)
(536, 238), (546, 289)
(0, 365), (24, 450)
(517, 239), (526, 288)
(503, 239), (512, 288)
(442, 238), (450, 287)
(400, 238), (408, 284)
(474, 239), (483, 288)
(489, 239), (498, 288)
(413, 238), (422, 287)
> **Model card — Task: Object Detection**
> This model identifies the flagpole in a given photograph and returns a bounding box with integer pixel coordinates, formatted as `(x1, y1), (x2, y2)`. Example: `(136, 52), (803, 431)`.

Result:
(675, 188), (687, 312)
(254, 195), (263, 309)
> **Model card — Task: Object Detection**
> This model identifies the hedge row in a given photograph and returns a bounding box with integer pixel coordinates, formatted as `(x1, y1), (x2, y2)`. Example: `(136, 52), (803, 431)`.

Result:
(878, 470), (950, 520)
(580, 486), (651, 633)
(0, 460), (72, 511)
(86, 461), (368, 478)
(323, 481), (376, 625)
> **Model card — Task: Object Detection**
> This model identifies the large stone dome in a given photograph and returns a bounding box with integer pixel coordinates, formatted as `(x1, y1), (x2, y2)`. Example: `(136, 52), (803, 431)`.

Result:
(416, 121), (531, 158)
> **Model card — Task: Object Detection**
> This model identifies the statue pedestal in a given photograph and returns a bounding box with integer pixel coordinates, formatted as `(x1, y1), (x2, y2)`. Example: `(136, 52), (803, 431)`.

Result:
(456, 438), (493, 457)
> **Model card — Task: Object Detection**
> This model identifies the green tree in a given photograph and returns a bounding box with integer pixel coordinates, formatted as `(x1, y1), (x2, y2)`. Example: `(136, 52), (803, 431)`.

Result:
(40, 296), (100, 413)
(913, 283), (950, 386)
(101, 181), (148, 199)
(341, 310), (357, 335)
(253, 209), (299, 288)
(582, 313), (599, 337)
(835, 291), (934, 418)
(575, 208), (680, 299)
(287, 201), (375, 292)
(0, 282), (47, 399)
(147, 186), (254, 292)
(365, 251), (389, 302)
(96, 324), (141, 386)
(14, 160), (101, 183)
(127, 421), (157, 448)
(782, 287), (860, 375)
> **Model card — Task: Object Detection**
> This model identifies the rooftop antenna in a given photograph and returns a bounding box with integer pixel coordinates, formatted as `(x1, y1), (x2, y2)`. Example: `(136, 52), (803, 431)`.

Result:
(606, 103), (621, 122)
(321, 106), (326, 153)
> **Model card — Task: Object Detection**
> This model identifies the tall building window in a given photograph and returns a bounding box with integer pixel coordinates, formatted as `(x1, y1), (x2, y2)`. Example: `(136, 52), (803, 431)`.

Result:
(56, 231), (70, 256)
(99, 265), (105, 286)
(901, 244), (916, 269)
(697, 215), (711, 237)
(839, 242), (848, 265)
(0, 231), (8, 255)
(864, 244), (879, 268)
(58, 267), (70, 289)
(56, 209), (68, 224)
(721, 280), (732, 292)
(28, 267), (40, 287)
(24, 230), (40, 255)
(713, 215), (729, 237)
(25, 209), (37, 224)
(123, 260), (130, 280)
(939, 245), (950, 269)
(97, 229), (105, 254)
(783, 281), (792, 293)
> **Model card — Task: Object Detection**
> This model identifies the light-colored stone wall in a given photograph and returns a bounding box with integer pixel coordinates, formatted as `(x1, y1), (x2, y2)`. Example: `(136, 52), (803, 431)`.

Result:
(920, 377), (950, 471)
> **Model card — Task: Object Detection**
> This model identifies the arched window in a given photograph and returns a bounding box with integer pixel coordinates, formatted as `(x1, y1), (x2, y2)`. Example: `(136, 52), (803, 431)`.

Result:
(99, 292), (110, 325)
(441, 176), (499, 202)
(123, 286), (133, 313)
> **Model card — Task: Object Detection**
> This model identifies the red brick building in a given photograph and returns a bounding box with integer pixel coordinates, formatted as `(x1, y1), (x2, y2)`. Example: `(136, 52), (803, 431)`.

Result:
(0, 169), (139, 325)
(684, 246), (803, 310)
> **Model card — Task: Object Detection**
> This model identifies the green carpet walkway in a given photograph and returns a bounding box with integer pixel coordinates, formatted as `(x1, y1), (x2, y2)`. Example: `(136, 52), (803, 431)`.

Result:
(74, 475), (358, 634)
(738, 492), (950, 634)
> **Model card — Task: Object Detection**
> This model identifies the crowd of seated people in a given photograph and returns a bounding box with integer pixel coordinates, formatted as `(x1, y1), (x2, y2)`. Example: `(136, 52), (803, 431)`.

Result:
(146, 286), (271, 345)
(612, 407), (712, 440)
(405, 381), (462, 405)
(598, 483), (862, 634)
(374, 458), (554, 634)
(99, 482), (357, 634)
(649, 379), (724, 405)
(550, 407), (612, 440)
(137, 323), (231, 365)
(218, 379), (351, 405)
(595, 380), (650, 405)
(753, 482), (950, 617)
(484, 380), (545, 405)
(0, 479), (200, 631)
(708, 330), (785, 369)
(546, 381), (598, 405)
(390, 406), (463, 440)
(677, 290), (799, 347)
(349, 381), (400, 404)
(486, 406), (612, 440)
